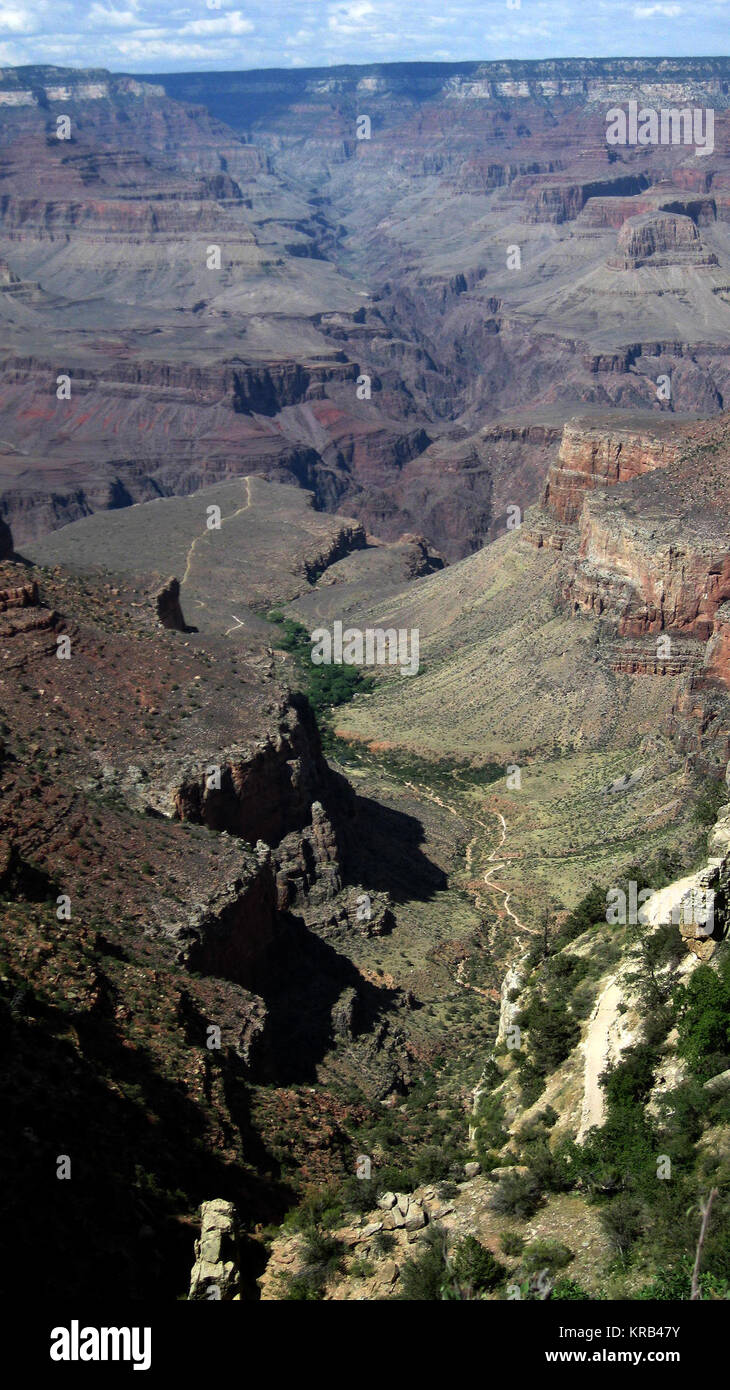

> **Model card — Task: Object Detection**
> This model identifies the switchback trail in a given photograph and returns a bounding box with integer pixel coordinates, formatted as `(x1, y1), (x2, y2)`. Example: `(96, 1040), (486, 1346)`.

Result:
(403, 780), (537, 940)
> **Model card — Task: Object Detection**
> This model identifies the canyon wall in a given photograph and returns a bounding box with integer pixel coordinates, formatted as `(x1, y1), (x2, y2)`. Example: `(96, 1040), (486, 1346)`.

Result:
(535, 412), (730, 703)
(542, 417), (682, 524)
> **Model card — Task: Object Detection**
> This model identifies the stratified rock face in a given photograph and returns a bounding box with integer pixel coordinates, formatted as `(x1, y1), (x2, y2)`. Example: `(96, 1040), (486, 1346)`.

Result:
(568, 490), (730, 640)
(543, 417), (681, 524)
(189, 1199), (240, 1302)
(526, 175), (649, 225)
(534, 411), (730, 691)
(0, 518), (12, 560)
(0, 573), (56, 640)
(155, 576), (186, 632)
(704, 601), (730, 677)
(704, 603), (730, 687)
(0, 576), (36, 611)
(608, 211), (718, 269)
(275, 800), (344, 914)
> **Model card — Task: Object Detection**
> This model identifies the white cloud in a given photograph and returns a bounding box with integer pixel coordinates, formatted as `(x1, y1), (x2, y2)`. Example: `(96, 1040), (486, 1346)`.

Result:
(0, 5), (38, 33)
(88, 6), (143, 30)
(328, 1), (377, 34)
(114, 36), (235, 59)
(285, 28), (316, 47)
(633, 3), (682, 15)
(182, 12), (255, 36)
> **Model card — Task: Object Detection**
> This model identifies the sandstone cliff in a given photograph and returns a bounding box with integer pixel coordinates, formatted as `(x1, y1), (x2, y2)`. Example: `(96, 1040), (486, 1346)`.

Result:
(537, 412), (730, 696)
(542, 416), (682, 525)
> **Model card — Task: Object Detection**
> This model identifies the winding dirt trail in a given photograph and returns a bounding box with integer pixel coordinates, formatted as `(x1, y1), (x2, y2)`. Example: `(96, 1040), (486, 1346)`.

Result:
(180, 475), (253, 621)
(404, 780), (536, 938)
(403, 777), (539, 1123)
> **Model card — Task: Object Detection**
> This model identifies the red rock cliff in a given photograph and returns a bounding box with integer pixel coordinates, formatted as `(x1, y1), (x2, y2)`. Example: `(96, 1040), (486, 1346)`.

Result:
(543, 416), (682, 524)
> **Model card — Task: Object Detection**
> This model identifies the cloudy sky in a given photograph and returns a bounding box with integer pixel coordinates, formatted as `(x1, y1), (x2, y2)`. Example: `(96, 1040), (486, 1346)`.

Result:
(0, 0), (727, 73)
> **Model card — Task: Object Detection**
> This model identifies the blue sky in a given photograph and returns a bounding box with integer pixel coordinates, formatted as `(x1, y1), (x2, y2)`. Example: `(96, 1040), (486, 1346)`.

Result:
(0, 1), (727, 73)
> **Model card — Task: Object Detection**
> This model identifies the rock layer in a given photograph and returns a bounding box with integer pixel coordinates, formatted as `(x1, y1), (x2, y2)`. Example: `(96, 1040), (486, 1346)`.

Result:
(543, 416), (682, 524)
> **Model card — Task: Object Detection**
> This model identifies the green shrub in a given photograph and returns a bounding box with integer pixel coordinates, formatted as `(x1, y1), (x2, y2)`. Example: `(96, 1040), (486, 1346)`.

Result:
(279, 1221), (345, 1300)
(398, 1227), (449, 1301)
(489, 1171), (543, 1219)
(280, 1271), (324, 1301)
(599, 1195), (645, 1260)
(282, 1186), (345, 1233)
(301, 1228), (345, 1275)
(571, 980), (598, 1020)
(692, 776), (727, 828)
(522, 1238), (573, 1273)
(673, 957), (730, 1081)
(554, 885), (607, 947)
(473, 1091), (509, 1164)
(564, 1046), (660, 1198)
(515, 1059), (546, 1108)
(525, 1140), (574, 1195)
(517, 992), (581, 1075)
(452, 1235), (506, 1293)
(499, 1231), (525, 1257)
(655, 1081), (709, 1162)
(602, 1043), (657, 1111)
(338, 1176), (378, 1216)
(267, 615), (374, 718)
(552, 1278), (593, 1300)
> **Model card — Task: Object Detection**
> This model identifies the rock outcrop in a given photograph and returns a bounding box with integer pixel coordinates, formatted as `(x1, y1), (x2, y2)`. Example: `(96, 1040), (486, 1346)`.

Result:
(542, 417), (681, 525)
(566, 489), (730, 640)
(496, 963), (526, 1044)
(642, 802), (730, 960)
(0, 573), (56, 641)
(171, 698), (344, 849)
(608, 211), (718, 270)
(155, 576), (187, 632)
(189, 1199), (241, 1301)
(170, 858), (280, 990)
(533, 412), (730, 694)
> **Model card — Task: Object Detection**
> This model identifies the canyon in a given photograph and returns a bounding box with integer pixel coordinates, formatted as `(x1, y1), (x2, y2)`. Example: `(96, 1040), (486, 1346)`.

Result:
(1, 56), (730, 1304)
(2, 59), (730, 559)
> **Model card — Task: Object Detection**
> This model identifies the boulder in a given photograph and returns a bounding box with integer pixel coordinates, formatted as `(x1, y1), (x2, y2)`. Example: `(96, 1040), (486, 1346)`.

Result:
(704, 1068), (730, 1096)
(405, 1207), (427, 1232)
